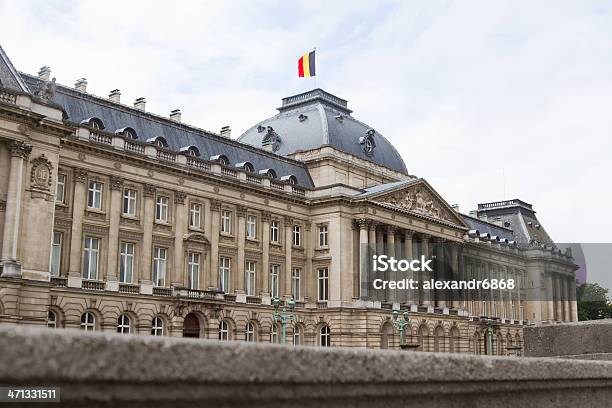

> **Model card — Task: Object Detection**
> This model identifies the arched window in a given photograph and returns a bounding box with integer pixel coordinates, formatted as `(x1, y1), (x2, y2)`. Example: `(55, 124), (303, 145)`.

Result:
(152, 317), (164, 336)
(117, 314), (131, 334)
(219, 320), (230, 341)
(293, 325), (302, 345)
(449, 327), (460, 353)
(473, 332), (481, 355)
(280, 175), (298, 185)
(380, 322), (394, 349)
(183, 313), (200, 338)
(245, 322), (256, 342)
(258, 168), (277, 179)
(496, 333), (503, 355)
(82, 117), (104, 130)
(47, 310), (57, 329)
(434, 326), (445, 352)
(319, 325), (331, 347)
(147, 136), (168, 148)
(180, 146), (200, 157)
(124, 129), (136, 139)
(235, 162), (254, 173)
(210, 154), (229, 166)
(418, 325), (429, 352)
(80, 312), (95, 332)
(270, 323), (279, 344)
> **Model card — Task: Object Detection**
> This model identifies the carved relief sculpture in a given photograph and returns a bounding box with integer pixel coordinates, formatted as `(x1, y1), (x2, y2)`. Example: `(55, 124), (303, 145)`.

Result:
(376, 187), (452, 222)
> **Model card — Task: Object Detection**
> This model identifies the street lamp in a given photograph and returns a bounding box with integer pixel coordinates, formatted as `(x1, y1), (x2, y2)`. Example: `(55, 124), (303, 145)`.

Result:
(486, 321), (493, 355)
(392, 309), (410, 349)
(273, 296), (296, 344)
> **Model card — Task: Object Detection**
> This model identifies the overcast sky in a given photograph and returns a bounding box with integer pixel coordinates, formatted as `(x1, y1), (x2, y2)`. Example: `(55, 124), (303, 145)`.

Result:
(1, 0), (610, 243)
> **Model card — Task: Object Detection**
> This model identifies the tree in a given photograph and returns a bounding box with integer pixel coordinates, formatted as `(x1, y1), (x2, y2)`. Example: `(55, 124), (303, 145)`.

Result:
(576, 282), (612, 321)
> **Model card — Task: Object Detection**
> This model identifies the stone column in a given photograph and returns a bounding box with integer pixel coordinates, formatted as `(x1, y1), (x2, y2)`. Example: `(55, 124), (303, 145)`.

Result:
(402, 230), (414, 304)
(421, 234), (432, 306)
(375, 227), (384, 302)
(202, 199), (212, 289)
(68, 168), (87, 277)
(105, 176), (123, 289)
(554, 275), (563, 321)
(368, 222), (377, 300)
(386, 226), (396, 302)
(1, 141), (31, 277)
(284, 216), (293, 297)
(435, 238), (446, 308)
(562, 277), (570, 323)
(236, 205), (247, 294)
(569, 277), (578, 322)
(172, 191), (187, 287)
(208, 200), (221, 290)
(357, 219), (369, 300)
(260, 212), (271, 298)
(303, 220), (313, 301)
(451, 243), (460, 309)
(140, 184), (156, 292)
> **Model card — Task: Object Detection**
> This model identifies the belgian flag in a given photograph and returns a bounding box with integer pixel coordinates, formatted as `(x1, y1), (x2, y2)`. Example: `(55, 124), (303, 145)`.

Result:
(298, 50), (316, 77)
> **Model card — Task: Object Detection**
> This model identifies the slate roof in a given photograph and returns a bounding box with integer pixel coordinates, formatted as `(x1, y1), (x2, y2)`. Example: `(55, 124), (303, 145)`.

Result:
(0, 45), (30, 93)
(237, 89), (409, 175)
(460, 214), (516, 241)
(21, 75), (314, 188)
(355, 179), (417, 197)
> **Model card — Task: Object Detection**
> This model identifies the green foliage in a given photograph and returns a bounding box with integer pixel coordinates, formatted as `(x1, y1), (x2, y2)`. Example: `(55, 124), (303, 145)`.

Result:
(577, 282), (612, 321)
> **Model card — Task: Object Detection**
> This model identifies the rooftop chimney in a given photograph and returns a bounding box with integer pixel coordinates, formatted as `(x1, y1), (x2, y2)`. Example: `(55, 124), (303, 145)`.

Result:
(134, 97), (146, 111)
(109, 89), (121, 103)
(220, 126), (231, 138)
(74, 78), (87, 92)
(169, 109), (181, 122)
(38, 66), (51, 81)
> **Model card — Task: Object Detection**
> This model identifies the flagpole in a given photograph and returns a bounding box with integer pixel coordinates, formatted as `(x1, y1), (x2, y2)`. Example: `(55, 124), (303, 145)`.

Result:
(313, 47), (317, 89)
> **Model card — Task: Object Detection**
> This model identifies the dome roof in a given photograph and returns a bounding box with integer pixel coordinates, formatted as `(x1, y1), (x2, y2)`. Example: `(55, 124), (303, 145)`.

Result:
(238, 89), (408, 175)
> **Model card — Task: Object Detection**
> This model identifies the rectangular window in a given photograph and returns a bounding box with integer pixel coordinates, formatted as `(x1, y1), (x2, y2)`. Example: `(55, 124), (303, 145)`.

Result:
(50, 231), (62, 276)
(482, 301), (488, 317)
(318, 268), (329, 301)
(270, 264), (280, 298)
(189, 203), (202, 229)
(270, 220), (279, 243)
(219, 257), (231, 293)
(122, 189), (137, 216)
(292, 267), (301, 299)
(245, 261), (256, 296)
(188, 252), (200, 290)
(55, 174), (66, 203)
(292, 225), (301, 247)
(511, 301), (516, 321)
(87, 181), (102, 209)
(119, 242), (134, 283)
(318, 225), (328, 247)
(155, 196), (169, 222)
(246, 215), (257, 239)
(82, 237), (99, 280)
(152, 247), (167, 287)
(520, 304), (525, 321)
(221, 210), (232, 234)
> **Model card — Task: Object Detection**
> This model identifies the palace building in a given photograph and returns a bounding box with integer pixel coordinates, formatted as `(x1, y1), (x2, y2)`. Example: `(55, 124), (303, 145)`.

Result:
(0, 44), (577, 354)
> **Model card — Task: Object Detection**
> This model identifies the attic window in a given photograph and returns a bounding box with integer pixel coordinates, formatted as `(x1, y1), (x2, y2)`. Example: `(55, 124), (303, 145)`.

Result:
(124, 129), (136, 139)
(82, 117), (104, 130)
(210, 154), (229, 166)
(180, 146), (200, 157)
(116, 127), (138, 140)
(236, 162), (254, 173)
(280, 175), (298, 185)
(259, 168), (277, 179)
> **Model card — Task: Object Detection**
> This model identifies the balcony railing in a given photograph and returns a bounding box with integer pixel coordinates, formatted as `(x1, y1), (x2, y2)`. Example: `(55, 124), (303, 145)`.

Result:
(156, 149), (176, 162)
(221, 167), (237, 178)
(246, 174), (262, 184)
(89, 132), (112, 145)
(187, 156), (212, 171)
(50, 276), (67, 287)
(246, 296), (262, 304)
(224, 294), (237, 302)
(124, 140), (145, 154)
(292, 186), (305, 196)
(186, 289), (217, 299)
(119, 283), (140, 294)
(153, 287), (172, 297)
(316, 302), (328, 309)
(271, 181), (284, 190)
(82, 279), (105, 291)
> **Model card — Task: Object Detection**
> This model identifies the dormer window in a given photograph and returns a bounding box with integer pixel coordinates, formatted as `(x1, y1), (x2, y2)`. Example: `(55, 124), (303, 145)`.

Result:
(235, 162), (254, 173)
(116, 127), (138, 140)
(280, 175), (298, 185)
(147, 136), (169, 148)
(81, 117), (104, 130)
(210, 154), (229, 166)
(258, 168), (277, 179)
(180, 146), (201, 157)
(359, 129), (376, 156)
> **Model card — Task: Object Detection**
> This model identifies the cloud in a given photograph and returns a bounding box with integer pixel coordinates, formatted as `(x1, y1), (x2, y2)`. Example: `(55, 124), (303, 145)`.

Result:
(1, 0), (610, 241)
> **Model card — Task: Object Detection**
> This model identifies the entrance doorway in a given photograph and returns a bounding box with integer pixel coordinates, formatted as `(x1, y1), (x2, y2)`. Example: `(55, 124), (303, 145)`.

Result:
(183, 313), (200, 338)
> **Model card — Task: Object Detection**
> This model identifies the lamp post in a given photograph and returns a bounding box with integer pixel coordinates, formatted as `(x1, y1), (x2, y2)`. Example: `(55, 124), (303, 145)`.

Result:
(487, 321), (493, 355)
(273, 296), (296, 344)
(392, 309), (410, 349)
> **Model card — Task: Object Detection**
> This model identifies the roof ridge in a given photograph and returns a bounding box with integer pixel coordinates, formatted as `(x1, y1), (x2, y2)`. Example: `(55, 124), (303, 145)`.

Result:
(0, 45), (30, 93)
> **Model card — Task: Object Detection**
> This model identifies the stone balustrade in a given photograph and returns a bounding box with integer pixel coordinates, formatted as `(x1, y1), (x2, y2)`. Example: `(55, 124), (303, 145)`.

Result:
(1, 325), (612, 407)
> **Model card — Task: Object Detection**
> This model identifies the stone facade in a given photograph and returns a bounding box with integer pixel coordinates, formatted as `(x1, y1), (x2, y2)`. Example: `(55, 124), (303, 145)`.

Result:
(0, 48), (577, 356)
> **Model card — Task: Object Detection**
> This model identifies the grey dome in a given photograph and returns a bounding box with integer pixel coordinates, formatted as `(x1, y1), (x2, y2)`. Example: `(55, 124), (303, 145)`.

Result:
(238, 89), (408, 175)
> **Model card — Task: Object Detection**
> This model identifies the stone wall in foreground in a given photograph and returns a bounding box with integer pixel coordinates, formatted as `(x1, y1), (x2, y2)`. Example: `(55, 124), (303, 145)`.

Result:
(1, 325), (612, 407)
(524, 319), (612, 360)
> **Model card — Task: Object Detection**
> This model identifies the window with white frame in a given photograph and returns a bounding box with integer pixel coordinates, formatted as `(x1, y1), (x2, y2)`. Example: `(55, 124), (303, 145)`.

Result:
(155, 196), (169, 222)
(293, 325), (301, 345)
(292, 267), (301, 299)
(152, 247), (167, 287)
(47, 310), (57, 328)
(245, 261), (256, 296)
(119, 242), (134, 283)
(151, 317), (164, 336)
(270, 323), (279, 344)
(123, 189), (137, 216)
(219, 320), (230, 341)
(189, 203), (202, 229)
(482, 301), (488, 317)
(80, 312), (95, 332)
(270, 264), (280, 298)
(511, 301), (516, 321)
(318, 225), (328, 247)
(318, 268), (329, 302)
(319, 325), (331, 347)
(82, 237), (99, 280)
(219, 257), (231, 293)
(292, 225), (301, 247)
(50, 231), (62, 276)
(221, 210), (232, 234)
(270, 220), (279, 243)
(55, 174), (66, 203)
(246, 215), (257, 239)
(187, 252), (200, 290)
(117, 314), (131, 334)
(87, 181), (103, 209)
(245, 322), (256, 342)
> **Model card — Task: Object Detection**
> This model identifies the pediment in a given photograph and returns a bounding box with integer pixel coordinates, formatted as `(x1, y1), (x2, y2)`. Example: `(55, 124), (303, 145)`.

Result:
(368, 179), (468, 227)
(184, 232), (210, 245)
